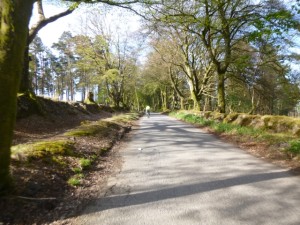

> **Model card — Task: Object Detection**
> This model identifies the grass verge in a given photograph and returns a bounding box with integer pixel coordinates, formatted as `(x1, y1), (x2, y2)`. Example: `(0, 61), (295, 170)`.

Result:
(170, 111), (300, 160)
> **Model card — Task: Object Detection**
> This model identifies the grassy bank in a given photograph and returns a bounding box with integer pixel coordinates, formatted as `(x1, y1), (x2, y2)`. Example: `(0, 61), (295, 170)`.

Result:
(11, 112), (140, 189)
(170, 111), (300, 160)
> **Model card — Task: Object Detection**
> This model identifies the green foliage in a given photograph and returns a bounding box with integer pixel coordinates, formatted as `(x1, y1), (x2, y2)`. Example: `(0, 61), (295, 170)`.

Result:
(234, 126), (262, 137)
(51, 155), (68, 167)
(72, 167), (82, 173)
(103, 69), (120, 82)
(287, 140), (300, 155)
(79, 158), (91, 169)
(67, 174), (83, 187)
(212, 123), (233, 133)
(110, 113), (140, 123)
(64, 121), (120, 137)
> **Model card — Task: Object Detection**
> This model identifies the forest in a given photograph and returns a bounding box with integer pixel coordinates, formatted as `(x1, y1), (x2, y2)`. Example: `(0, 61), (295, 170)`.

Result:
(1, 0), (300, 193)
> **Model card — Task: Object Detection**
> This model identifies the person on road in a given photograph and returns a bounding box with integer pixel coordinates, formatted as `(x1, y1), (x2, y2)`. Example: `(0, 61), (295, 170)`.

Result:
(145, 105), (150, 118)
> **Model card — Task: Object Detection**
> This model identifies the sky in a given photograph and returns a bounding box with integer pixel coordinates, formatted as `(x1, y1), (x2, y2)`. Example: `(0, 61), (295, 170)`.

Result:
(30, 2), (142, 48)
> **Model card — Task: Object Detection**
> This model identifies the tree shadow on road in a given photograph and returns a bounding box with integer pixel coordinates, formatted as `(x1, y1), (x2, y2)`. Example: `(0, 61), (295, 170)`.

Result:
(80, 170), (292, 214)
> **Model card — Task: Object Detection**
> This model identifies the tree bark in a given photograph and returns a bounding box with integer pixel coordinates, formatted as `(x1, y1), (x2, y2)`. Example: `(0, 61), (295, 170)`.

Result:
(0, 0), (35, 193)
(19, 43), (33, 93)
(217, 72), (226, 113)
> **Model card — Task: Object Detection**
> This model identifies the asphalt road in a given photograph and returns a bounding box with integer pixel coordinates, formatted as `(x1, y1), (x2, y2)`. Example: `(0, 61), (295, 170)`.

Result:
(74, 113), (300, 225)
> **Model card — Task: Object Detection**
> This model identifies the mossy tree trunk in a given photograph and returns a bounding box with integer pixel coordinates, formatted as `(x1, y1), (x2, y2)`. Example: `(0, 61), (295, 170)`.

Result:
(0, 0), (35, 193)
(169, 67), (185, 110)
(217, 72), (226, 113)
(191, 90), (201, 111)
(180, 97), (185, 110)
(19, 43), (33, 93)
(86, 91), (95, 103)
(134, 86), (140, 111)
(160, 86), (168, 111)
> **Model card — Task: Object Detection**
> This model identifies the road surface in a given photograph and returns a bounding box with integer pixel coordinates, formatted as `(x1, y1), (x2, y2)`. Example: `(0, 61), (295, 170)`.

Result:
(73, 113), (300, 225)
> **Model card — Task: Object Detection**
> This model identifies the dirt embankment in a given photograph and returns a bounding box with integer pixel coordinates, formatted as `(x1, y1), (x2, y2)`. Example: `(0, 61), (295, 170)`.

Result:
(14, 95), (114, 145)
(0, 95), (137, 224)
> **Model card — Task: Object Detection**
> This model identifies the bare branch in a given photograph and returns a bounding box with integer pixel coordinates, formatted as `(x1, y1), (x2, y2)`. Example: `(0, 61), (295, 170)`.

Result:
(29, 2), (81, 44)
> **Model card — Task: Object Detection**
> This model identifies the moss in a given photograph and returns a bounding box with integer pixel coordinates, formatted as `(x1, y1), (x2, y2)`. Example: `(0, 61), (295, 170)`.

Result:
(64, 125), (102, 137)
(64, 120), (120, 137)
(203, 111), (212, 119)
(210, 111), (226, 121)
(17, 92), (45, 118)
(262, 115), (297, 133)
(51, 155), (68, 167)
(224, 113), (239, 123)
(292, 124), (300, 137)
(85, 92), (95, 104)
(107, 113), (139, 124)
(80, 120), (92, 125)
(72, 167), (82, 173)
(11, 140), (75, 161)
(67, 174), (83, 186)
(232, 114), (258, 127)
(79, 158), (92, 170)
(0, 1), (40, 193)
(82, 102), (101, 114)
(84, 99), (96, 104)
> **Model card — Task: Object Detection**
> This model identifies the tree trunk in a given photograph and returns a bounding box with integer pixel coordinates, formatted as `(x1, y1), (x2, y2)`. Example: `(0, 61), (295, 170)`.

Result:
(0, 0), (35, 193)
(190, 89), (200, 111)
(134, 86), (140, 111)
(217, 72), (226, 113)
(87, 92), (95, 103)
(19, 1), (78, 94)
(203, 96), (212, 112)
(19, 43), (33, 93)
(161, 87), (168, 111)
